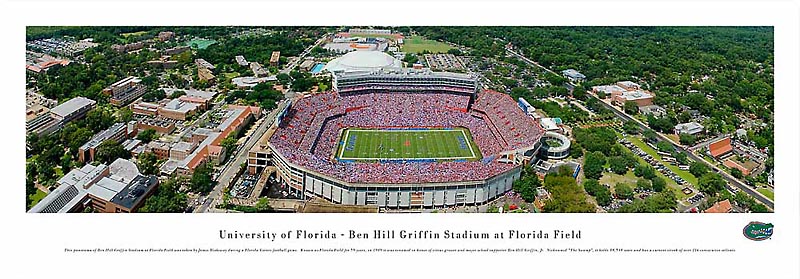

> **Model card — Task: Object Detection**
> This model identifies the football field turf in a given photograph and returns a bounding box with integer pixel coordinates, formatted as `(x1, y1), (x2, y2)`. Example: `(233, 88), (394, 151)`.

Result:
(337, 128), (481, 161)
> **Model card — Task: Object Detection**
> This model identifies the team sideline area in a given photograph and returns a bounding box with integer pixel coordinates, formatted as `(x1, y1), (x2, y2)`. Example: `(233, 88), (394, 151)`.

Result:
(337, 127), (480, 161)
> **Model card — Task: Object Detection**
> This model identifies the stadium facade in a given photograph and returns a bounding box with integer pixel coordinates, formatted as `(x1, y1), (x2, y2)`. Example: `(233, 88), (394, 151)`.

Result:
(249, 51), (545, 209)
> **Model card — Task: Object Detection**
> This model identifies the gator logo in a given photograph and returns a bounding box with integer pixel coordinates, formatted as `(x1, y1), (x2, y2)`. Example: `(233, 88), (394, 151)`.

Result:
(742, 222), (773, 241)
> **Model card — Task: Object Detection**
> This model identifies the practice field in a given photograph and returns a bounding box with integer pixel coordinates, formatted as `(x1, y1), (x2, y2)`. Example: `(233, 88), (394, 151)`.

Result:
(186, 39), (217, 49)
(401, 36), (454, 54)
(337, 128), (481, 161)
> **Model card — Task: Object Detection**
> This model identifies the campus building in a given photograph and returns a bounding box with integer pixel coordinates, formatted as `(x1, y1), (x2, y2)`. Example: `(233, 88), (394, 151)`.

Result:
(26, 96), (96, 136)
(78, 121), (137, 163)
(561, 69), (586, 83)
(592, 81), (655, 107)
(709, 137), (734, 159)
(674, 122), (705, 135)
(105, 76), (146, 106)
(270, 51), (280, 67)
(159, 105), (261, 176)
(28, 158), (159, 213)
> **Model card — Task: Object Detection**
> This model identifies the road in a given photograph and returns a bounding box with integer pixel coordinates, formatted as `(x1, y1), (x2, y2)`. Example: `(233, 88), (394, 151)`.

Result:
(196, 101), (288, 212)
(505, 46), (774, 211)
(280, 33), (329, 74)
(196, 33), (329, 212)
(589, 95), (773, 210)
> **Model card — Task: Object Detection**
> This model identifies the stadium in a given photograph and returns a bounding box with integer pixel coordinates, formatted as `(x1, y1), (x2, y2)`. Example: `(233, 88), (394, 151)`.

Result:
(262, 51), (545, 209)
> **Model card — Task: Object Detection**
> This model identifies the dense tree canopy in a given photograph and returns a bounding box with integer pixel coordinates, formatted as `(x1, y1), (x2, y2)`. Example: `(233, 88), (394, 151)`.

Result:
(138, 177), (188, 213)
(542, 173), (595, 213)
(698, 173), (727, 196)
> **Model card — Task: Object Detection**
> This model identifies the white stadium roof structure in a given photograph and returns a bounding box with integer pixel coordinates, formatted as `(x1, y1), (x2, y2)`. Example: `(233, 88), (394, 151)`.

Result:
(323, 50), (403, 73)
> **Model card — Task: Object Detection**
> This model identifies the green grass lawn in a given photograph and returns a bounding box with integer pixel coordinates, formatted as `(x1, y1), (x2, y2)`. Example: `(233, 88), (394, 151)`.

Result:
(401, 36), (454, 54)
(121, 31), (148, 37)
(337, 128), (480, 161)
(222, 72), (240, 80)
(186, 39), (218, 50)
(757, 188), (774, 200)
(28, 189), (47, 208)
(627, 136), (699, 186)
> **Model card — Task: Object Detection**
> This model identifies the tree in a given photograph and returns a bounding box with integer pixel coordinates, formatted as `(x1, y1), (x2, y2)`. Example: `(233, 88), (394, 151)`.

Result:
(95, 140), (130, 164)
(730, 168), (744, 179)
(642, 129), (658, 143)
(117, 107), (133, 122)
(582, 179), (602, 196)
(636, 179), (653, 191)
(142, 89), (167, 102)
(84, 109), (115, 133)
(137, 152), (158, 175)
(595, 186), (612, 207)
(570, 142), (584, 158)
(190, 163), (214, 194)
(689, 161), (709, 178)
(403, 53), (418, 64)
(615, 183), (634, 200)
(136, 129), (158, 143)
(634, 164), (656, 180)
(616, 191), (677, 213)
(170, 90), (187, 99)
(674, 152), (688, 165)
(255, 197), (273, 213)
(276, 73), (291, 84)
(512, 168), (541, 203)
(60, 152), (73, 173)
(651, 176), (667, 192)
(623, 101), (639, 115)
(37, 161), (56, 184)
(583, 151), (606, 180)
(220, 134), (238, 157)
(447, 48), (462, 55)
(679, 133), (696, 145)
(542, 174), (594, 213)
(698, 173), (726, 196)
(138, 177), (188, 213)
(609, 156), (628, 175)
(656, 141), (673, 153)
(623, 121), (640, 134)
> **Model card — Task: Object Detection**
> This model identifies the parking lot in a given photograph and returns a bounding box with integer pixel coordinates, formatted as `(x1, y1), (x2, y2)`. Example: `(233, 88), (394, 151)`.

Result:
(617, 137), (704, 206)
(229, 174), (259, 199)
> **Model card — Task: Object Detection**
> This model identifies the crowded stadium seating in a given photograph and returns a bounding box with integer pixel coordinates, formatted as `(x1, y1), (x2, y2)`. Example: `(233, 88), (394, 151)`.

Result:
(269, 90), (544, 184)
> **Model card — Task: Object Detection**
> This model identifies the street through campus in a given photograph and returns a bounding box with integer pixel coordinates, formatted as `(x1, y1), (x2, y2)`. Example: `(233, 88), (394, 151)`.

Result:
(196, 34), (328, 213)
(196, 100), (286, 213)
(504, 47), (773, 211)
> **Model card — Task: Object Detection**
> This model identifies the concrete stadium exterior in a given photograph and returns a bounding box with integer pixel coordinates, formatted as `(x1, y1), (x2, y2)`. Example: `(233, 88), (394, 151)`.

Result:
(268, 141), (523, 208)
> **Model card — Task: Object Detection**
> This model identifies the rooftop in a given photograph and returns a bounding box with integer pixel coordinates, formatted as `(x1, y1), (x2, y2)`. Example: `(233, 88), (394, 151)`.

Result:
(675, 122), (704, 134)
(704, 199), (733, 213)
(109, 76), (141, 88)
(709, 137), (733, 158)
(162, 99), (198, 113)
(28, 158), (155, 213)
(80, 122), (127, 151)
(562, 69), (586, 79)
(50, 97), (96, 118)
(323, 50), (402, 73)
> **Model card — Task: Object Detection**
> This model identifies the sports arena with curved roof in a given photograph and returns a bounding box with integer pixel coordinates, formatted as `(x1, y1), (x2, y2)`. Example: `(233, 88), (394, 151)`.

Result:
(250, 51), (545, 209)
(322, 51), (402, 73)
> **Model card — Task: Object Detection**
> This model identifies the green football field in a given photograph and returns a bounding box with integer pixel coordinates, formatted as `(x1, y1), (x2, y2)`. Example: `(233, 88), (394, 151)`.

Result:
(337, 128), (481, 161)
